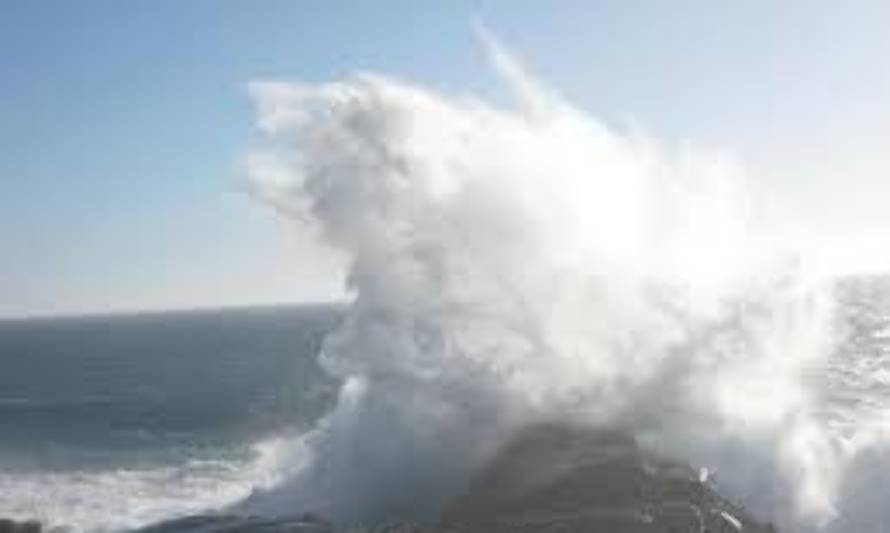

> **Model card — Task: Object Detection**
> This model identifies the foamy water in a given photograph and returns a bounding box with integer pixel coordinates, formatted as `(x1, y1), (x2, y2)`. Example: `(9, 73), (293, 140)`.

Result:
(0, 437), (301, 532)
(0, 306), (340, 532)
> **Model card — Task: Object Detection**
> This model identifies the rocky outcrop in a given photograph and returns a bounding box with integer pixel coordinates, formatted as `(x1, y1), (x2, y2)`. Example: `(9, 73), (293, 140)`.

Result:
(137, 514), (335, 533)
(441, 423), (776, 532)
(137, 423), (778, 532)
(0, 519), (41, 533)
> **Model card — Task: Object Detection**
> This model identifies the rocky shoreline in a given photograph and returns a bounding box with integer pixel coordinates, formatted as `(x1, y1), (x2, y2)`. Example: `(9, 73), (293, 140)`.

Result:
(9, 424), (778, 533)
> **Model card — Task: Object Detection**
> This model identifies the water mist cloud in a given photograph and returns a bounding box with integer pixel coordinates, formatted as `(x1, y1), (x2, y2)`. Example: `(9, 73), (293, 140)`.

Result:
(244, 35), (884, 531)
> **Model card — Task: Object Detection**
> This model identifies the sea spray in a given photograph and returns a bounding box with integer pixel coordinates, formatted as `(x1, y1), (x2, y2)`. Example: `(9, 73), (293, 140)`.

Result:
(245, 37), (888, 531)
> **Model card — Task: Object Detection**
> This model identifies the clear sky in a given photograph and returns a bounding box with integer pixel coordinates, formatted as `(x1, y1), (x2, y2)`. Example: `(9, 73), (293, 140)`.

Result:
(2, 1), (889, 318)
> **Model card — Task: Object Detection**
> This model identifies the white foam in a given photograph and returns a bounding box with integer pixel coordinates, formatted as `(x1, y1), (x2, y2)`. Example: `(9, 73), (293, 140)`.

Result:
(245, 34), (890, 532)
(0, 436), (307, 532)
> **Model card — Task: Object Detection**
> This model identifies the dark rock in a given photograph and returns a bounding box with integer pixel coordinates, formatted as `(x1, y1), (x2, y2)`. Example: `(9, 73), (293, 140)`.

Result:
(134, 423), (778, 532)
(0, 519), (41, 533)
(439, 423), (777, 532)
(296, 513), (327, 525)
(136, 514), (336, 533)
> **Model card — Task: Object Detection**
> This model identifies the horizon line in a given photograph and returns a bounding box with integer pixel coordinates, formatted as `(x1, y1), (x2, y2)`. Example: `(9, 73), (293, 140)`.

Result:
(0, 299), (350, 324)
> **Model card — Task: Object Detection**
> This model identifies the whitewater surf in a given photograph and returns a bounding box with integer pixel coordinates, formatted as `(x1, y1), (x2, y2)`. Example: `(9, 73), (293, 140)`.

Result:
(235, 36), (890, 533)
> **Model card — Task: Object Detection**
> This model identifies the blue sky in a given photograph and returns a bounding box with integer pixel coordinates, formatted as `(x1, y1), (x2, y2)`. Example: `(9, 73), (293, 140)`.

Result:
(2, 1), (889, 317)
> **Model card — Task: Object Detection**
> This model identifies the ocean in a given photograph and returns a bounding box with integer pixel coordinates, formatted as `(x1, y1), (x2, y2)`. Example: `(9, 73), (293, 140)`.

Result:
(0, 305), (342, 531)
(1, 278), (889, 532)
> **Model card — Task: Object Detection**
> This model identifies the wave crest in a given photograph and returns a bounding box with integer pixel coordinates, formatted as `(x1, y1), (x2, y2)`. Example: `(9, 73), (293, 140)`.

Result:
(245, 37), (889, 532)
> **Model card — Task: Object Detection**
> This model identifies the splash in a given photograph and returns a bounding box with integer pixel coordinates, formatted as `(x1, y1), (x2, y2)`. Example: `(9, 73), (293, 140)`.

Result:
(245, 37), (888, 531)
(0, 437), (297, 532)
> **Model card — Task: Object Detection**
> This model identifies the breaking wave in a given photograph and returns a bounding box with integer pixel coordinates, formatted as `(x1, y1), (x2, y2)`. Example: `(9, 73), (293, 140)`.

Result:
(242, 35), (890, 532)
(0, 436), (306, 532)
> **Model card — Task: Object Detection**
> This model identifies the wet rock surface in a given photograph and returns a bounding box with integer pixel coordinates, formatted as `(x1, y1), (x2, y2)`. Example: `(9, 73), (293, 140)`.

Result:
(138, 424), (777, 532)
(439, 424), (775, 532)
(0, 519), (41, 533)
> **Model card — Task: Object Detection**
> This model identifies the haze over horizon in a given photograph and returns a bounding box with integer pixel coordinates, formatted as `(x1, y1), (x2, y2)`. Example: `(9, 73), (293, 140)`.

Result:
(3, 1), (890, 318)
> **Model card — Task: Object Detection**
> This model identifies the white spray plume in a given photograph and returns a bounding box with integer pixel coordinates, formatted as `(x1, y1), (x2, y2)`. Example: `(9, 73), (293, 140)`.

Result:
(244, 34), (889, 531)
